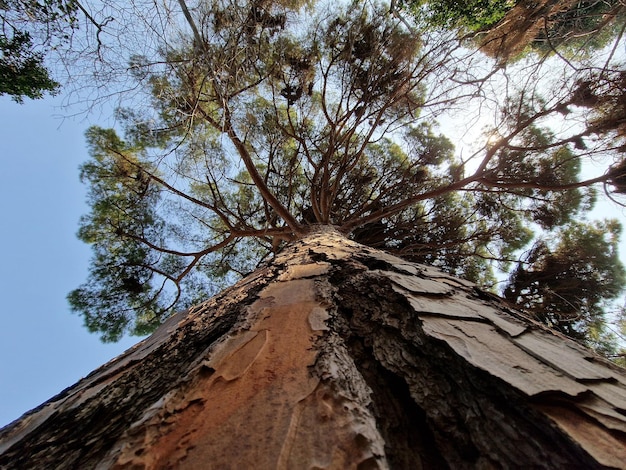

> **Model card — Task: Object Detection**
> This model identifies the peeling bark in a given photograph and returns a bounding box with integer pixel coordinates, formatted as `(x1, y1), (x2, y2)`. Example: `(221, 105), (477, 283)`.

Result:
(1, 226), (625, 469)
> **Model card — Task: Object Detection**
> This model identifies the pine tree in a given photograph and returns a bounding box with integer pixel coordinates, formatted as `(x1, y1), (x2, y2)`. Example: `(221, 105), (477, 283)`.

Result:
(3, 1), (626, 465)
(57, 0), (626, 350)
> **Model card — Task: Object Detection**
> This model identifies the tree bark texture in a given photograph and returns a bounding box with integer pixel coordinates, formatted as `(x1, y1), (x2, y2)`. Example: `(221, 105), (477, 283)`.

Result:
(1, 227), (626, 469)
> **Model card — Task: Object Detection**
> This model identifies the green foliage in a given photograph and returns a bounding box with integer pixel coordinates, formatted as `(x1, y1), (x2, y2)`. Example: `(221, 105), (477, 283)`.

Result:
(504, 220), (626, 343)
(408, 0), (514, 31)
(68, 127), (166, 341)
(0, 30), (59, 101)
(484, 125), (596, 229)
(0, 0), (77, 101)
(70, 125), (268, 341)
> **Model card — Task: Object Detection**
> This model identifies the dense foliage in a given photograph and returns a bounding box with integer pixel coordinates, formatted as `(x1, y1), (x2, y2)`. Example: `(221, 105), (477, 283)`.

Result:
(0, 0), (79, 101)
(407, 0), (514, 31)
(56, 0), (626, 359)
(504, 221), (625, 344)
(0, 30), (59, 100)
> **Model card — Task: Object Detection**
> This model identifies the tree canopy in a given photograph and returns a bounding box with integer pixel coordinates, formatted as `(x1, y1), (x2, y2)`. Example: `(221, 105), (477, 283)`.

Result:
(59, 0), (626, 358)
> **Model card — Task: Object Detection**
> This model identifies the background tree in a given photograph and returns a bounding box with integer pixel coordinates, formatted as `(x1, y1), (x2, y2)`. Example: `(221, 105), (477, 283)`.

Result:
(504, 220), (626, 344)
(0, 0), (81, 101)
(0, 28), (59, 100)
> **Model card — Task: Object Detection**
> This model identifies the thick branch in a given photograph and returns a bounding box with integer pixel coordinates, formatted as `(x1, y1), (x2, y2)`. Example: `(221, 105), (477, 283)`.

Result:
(177, 0), (204, 47)
(479, 173), (609, 191)
(341, 175), (480, 233)
(224, 120), (304, 235)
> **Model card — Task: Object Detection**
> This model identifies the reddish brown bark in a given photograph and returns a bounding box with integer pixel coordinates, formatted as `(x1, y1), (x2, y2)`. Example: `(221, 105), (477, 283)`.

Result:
(1, 227), (625, 468)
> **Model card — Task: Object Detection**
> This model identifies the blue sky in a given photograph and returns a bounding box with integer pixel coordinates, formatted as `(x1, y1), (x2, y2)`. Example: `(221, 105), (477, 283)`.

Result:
(0, 95), (141, 427)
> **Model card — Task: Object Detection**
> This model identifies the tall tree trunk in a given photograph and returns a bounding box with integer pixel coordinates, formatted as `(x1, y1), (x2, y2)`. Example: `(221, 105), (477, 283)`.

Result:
(1, 226), (626, 469)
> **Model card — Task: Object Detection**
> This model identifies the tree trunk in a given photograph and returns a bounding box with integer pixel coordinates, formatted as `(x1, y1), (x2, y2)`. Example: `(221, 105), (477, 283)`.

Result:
(1, 226), (626, 469)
